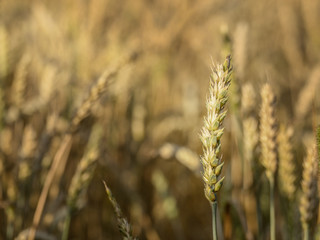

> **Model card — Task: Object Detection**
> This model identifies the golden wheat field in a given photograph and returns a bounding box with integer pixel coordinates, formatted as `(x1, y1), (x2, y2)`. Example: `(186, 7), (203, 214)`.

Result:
(1, 0), (320, 239)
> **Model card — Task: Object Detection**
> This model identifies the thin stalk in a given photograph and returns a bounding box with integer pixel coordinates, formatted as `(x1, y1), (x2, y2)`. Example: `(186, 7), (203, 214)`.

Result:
(303, 225), (309, 240)
(270, 178), (275, 240)
(211, 201), (218, 240)
(61, 210), (71, 240)
(28, 134), (73, 240)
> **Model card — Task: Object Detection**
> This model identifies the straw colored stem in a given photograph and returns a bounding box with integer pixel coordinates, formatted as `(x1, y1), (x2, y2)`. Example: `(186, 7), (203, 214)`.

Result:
(303, 225), (309, 240)
(28, 134), (73, 240)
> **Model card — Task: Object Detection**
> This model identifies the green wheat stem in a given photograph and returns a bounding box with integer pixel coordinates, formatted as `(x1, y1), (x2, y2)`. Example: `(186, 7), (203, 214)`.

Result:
(211, 201), (218, 240)
(303, 224), (310, 240)
(61, 209), (72, 240)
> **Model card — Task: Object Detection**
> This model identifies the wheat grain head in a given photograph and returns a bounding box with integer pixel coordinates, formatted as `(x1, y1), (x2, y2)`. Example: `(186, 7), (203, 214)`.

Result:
(300, 145), (319, 236)
(200, 56), (233, 203)
(259, 83), (277, 183)
(0, 24), (8, 80)
(67, 125), (102, 210)
(103, 181), (138, 240)
(277, 124), (296, 200)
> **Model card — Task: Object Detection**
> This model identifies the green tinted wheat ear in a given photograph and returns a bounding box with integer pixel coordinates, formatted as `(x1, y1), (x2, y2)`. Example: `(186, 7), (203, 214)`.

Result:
(200, 56), (232, 202)
(300, 145), (319, 240)
(103, 181), (138, 240)
(259, 83), (277, 240)
(200, 56), (232, 240)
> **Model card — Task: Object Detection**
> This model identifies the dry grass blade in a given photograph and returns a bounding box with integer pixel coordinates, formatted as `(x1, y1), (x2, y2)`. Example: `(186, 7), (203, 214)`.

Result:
(103, 181), (138, 240)
(27, 134), (73, 240)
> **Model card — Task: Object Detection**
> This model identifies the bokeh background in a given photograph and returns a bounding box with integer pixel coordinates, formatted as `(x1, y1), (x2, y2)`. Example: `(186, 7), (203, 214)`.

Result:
(0, 0), (320, 239)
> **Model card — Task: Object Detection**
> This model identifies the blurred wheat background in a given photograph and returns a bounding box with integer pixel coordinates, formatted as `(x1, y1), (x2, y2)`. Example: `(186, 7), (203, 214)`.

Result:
(0, 0), (320, 239)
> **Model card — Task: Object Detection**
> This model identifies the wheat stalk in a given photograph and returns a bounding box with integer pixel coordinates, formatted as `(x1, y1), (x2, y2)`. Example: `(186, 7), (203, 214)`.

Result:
(0, 24), (8, 80)
(259, 83), (277, 240)
(0, 87), (4, 130)
(300, 145), (319, 240)
(242, 117), (258, 188)
(22, 64), (56, 116)
(200, 55), (232, 240)
(103, 181), (138, 240)
(295, 65), (320, 123)
(66, 128), (101, 210)
(62, 124), (102, 240)
(233, 22), (248, 81)
(259, 83), (277, 182)
(28, 51), (139, 240)
(241, 83), (258, 189)
(69, 50), (138, 133)
(11, 53), (30, 108)
(18, 125), (37, 180)
(277, 124), (296, 200)
(317, 126), (320, 162)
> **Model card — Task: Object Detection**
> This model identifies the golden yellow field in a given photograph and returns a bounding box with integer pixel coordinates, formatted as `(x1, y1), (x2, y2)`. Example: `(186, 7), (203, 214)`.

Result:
(0, 0), (320, 239)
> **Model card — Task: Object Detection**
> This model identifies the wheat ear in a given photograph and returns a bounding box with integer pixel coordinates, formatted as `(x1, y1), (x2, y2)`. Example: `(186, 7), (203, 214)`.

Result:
(70, 51), (139, 133)
(317, 126), (320, 163)
(11, 53), (30, 108)
(28, 52), (139, 240)
(242, 83), (259, 189)
(300, 145), (319, 240)
(28, 73), (110, 240)
(259, 83), (277, 240)
(0, 24), (8, 80)
(277, 125), (296, 200)
(62, 125), (102, 240)
(103, 181), (138, 240)
(200, 56), (232, 240)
